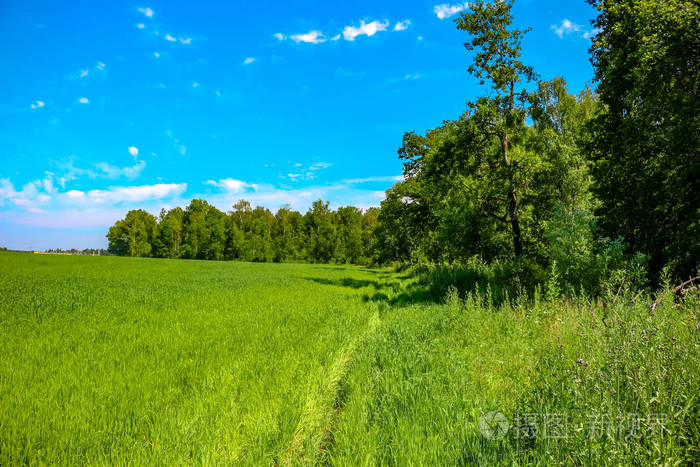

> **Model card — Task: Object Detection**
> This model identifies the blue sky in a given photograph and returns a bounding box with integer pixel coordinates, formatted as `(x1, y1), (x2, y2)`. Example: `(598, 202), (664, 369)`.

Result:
(0, 0), (598, 250)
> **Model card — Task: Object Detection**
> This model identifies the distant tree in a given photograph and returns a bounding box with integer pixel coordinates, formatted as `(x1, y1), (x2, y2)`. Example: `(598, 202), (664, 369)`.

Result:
(106, 209), (157, 257)
(305, 200), (337, 263)
(361, 207), (380, 262)
(273, 205), (306, 262)
(154, 207), (184, 258)
(203, 205), (227, 260)
(335, 206), (364, 263)
(247, 207), (275, 262)
(182, 199), (219, 259)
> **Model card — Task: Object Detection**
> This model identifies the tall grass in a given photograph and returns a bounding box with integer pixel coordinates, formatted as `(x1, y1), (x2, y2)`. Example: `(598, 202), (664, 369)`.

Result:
(325, 274), (699, 465)
(1, 252), (697, 464)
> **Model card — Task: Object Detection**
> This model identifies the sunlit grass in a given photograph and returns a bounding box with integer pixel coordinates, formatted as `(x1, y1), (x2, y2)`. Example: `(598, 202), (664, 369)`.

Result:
(1, 252), (697, 464)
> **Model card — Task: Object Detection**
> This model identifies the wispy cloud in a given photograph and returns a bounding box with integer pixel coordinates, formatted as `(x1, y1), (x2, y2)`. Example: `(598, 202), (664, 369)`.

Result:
(283, 161), (333, 181)
(138, 7), (154, 18)
(243, 57), (257, 65)
(551, 19), (582, 38)
(1, 174), (183, 214)
(290, 30), (327, 44)
(341, 175), (403, 184)
(551, 19), (599, 40)
(30, 100), (45, 110)
(204, 178), (255, 193)
(201, 176), (393, 212)
(277, 18), (407, 45)
(343, 20), (389, 41)
(135, 9), (195, 46)
(583, 27), (602, 39)
(86, 183), (185, 204)
(434, 2), (470, 20)
(72, 61), (106, 80)
(92, 160), (146, 180)
(165, 129), (188, 156)
(78, 97), (89, 104)
(393, 20), (411, 31)
(128, 147), (139, 158)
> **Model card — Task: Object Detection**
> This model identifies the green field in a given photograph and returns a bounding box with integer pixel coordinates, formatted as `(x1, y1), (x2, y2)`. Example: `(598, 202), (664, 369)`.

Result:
(1, 252), (697, 465)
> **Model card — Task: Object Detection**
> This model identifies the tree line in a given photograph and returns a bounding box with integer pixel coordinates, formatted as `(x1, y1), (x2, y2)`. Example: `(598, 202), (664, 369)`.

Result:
(107, 200), (379, 264)
(108, 0), (698, 285)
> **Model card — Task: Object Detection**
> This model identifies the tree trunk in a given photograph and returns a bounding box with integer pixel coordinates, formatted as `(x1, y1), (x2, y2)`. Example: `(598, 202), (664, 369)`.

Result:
(508, 185), (523, 256)
(503, 133), (523, 257)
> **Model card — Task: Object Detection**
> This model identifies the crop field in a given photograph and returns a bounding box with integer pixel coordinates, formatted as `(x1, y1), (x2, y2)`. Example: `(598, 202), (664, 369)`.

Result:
(0, 251), (698, 465)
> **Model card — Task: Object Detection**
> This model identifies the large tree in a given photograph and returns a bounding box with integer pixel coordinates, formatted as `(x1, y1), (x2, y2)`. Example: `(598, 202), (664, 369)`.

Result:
(455, 0), (538, 257)
(586, 0), (700, 279)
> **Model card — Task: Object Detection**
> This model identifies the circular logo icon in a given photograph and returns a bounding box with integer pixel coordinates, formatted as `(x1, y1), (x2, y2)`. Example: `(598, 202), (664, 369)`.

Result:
(479, 411), (509, 440)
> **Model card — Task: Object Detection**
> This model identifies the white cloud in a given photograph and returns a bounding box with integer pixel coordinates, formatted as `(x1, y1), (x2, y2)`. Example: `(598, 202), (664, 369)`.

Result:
(78, 97), (89, 104)
(205, 178), (253, 193)
(153, 51), (160, 58)
(243, 57), (256, 65)
(65, 190), (85, 199)
(341, 175), (403, 184)
(138, 7), (154, 18)
(179, 145), (187, 156)
(71, 62), (106, 81)
(86, 183), (186, 204)
(551, 19), (582, 38)
(583, 27), (602, 39)
(405, 73), (421, 80)
(164, 34), (176, 42)
(136, 23), (146, 29)
(273, 33), (286, 41)
(342, 20), (389, 41)
(290, 30), (327, 44)
(434, 2), (470, 20)
(53, 156), (146, 184)
(198, 176), (396, 212)
(179, 37), (191, 45)
(128, 146), (139, 157)
(93, 160), (147, 180)
(30, 100), (45, 110)
(309, 162), (332, 170)
(394, 20), (411, 31)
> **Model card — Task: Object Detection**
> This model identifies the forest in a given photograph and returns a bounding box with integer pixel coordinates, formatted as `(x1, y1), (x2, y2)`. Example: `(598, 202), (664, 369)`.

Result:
(107, 0), (699, 290)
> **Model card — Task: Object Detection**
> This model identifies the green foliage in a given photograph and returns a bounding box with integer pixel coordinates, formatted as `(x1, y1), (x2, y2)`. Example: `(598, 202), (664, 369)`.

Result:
(106, 199), (379, 265)
(106, 209), (157, 257)
(587, 0), (700, 280)
(376, 78), (598, 273)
